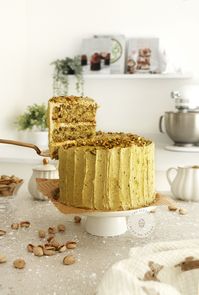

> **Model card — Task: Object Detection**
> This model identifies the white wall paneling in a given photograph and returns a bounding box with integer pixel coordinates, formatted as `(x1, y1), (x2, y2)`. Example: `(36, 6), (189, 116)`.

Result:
(0, 0), (198, 141)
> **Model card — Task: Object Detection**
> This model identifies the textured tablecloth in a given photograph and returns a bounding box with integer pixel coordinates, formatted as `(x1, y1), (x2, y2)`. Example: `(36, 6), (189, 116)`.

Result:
(1, 162), (199, 295)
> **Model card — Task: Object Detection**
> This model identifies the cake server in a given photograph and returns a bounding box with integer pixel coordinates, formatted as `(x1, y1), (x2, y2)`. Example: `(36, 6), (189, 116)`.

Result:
(0, 139), (50, 157)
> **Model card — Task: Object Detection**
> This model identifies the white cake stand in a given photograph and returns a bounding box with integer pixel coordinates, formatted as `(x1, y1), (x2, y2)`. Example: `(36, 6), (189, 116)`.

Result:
(36, 180), (176, 238)
(82, 206), (156, 237)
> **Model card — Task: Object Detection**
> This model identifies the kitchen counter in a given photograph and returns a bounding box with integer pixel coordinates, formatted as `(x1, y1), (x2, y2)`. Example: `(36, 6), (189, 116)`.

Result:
(1, 162), (199, 295)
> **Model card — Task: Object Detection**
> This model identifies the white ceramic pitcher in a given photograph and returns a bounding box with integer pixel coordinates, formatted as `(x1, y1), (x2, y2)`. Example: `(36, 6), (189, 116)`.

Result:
(167, 165), (199, 201)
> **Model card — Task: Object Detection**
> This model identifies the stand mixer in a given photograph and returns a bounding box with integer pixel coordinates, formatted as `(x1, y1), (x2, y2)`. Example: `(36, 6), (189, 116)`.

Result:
(171, 90), (199, 113)
(159, 86), (199, 148)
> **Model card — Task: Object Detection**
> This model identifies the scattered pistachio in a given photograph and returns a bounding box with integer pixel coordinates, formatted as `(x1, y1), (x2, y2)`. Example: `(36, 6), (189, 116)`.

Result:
(38, 230), (46, 239)
(66, 241), (77, 249)
(74, 216), (81, 223)
(58, 245), (66, 253)
(47, 236), (55, 243)
(168, 205), (178, 212)
(0, 230), (6, 236)
(179, 208), (188, 215)
(20, 221), (30, 228)
(144, 261), (163, 281)
(50, 239), (60, 249)
(43, 248), (56, 256)
(0, 255), (7, 263)
(57, 224), (65, 232)
(48, 227), (57, 234)
(11, 223), (19, 230)
(27, 244), (34, 253)
(175, 256), (199, 271)
(13, 258), (26, 269)
(33, 246), (44, 257)
(44, 244), (56, 251)
(150, 208), (156, 213)
(63, 255), (76, 265)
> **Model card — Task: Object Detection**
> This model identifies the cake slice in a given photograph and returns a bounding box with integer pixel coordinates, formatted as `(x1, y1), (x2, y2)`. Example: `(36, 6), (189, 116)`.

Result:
(48, 96), (98, 158)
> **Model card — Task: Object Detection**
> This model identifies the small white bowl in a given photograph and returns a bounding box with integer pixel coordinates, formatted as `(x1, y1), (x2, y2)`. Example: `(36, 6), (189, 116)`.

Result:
(0, 177), (23, 197)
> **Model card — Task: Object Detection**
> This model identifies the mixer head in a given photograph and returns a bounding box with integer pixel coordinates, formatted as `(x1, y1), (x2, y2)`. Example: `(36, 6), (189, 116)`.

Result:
(171, 85), (199, 112)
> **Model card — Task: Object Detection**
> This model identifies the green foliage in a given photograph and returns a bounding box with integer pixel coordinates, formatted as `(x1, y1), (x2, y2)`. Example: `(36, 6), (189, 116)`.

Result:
(16, 104), (47, 131)
(52, 56), (84, 96)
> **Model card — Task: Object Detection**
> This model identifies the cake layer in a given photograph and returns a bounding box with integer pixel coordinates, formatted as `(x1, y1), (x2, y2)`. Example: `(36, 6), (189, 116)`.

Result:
(48, 96), (98, 159)
(49, 96), (97, 124)
(51, 103), (97, 123)
(52, 123), (96, 142)
(58, 132), (155, 211)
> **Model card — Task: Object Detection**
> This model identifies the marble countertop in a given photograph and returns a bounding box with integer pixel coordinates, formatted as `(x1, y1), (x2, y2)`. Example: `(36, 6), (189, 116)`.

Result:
(1, 162), (199, 295)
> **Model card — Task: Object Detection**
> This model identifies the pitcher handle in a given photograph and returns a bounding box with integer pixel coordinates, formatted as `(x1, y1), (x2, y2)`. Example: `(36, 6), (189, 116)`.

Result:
(166, 167), (178, 186)
(159, 115), (165, 133)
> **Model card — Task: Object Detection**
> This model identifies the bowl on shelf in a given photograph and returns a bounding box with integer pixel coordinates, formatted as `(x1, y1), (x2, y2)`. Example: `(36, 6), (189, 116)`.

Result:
(0, 175), (23, 197)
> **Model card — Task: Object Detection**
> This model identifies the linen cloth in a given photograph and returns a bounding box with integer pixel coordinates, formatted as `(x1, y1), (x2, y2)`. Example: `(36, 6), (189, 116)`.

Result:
(97, 239), (199, 295)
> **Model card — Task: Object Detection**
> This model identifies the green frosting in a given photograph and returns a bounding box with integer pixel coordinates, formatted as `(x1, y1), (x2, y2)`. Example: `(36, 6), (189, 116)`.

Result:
(59, 142), (155, 211)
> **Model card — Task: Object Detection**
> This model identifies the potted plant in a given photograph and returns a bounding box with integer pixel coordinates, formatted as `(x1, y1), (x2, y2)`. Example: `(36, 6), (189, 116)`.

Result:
(15, 103), (48, 147)
(51, 56), (84, 96)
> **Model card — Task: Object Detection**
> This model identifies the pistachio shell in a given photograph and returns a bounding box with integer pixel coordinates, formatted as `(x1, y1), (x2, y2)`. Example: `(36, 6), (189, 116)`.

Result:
(63, 255), (76, 265)
(13, 258), (26, 269)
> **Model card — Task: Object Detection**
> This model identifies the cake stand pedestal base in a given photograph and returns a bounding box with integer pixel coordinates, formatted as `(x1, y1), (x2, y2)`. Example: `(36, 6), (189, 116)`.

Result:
(85, 216), (127, 237)
(82, 206), (156, 237)
(36, 179), (178, 237)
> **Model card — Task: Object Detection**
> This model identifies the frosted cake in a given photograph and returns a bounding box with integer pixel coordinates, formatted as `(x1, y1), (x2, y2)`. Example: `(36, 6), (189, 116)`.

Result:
(58, 132), (155, 211)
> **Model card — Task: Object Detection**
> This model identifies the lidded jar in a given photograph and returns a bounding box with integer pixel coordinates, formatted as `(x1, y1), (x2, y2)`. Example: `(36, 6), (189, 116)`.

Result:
(28, 158), (59, 201)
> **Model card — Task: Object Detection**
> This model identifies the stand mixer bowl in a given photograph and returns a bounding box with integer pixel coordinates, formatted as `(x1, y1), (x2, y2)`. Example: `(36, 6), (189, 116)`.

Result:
(159, 111), (199, 146)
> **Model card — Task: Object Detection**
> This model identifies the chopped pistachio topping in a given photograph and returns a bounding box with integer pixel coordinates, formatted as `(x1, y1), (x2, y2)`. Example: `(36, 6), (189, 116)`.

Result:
(62, 131), (152, 150)
(49, 95), (98, 107)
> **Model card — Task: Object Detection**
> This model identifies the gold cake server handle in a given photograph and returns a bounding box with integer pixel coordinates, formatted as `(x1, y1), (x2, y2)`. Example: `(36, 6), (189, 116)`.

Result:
(0, 138), (50, 157)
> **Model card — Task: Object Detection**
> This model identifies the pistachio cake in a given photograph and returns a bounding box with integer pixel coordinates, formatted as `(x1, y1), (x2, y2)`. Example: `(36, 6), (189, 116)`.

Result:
(48, 96), (98, 158)
(58, 132), (155, 211)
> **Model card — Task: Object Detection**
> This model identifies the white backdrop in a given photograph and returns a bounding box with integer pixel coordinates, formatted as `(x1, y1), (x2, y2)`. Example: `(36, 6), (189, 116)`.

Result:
(0, 0), (199, 139)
